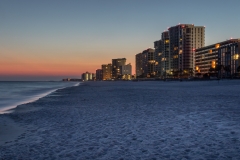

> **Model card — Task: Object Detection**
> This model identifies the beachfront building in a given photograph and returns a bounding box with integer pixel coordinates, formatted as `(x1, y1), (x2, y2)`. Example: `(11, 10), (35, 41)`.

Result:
(135, 53), (143, 78)
(168, 24), (205, 77)
(112, 58), (126, 79)
(121, 63), (132, 80)
(82, 72), (94, 81)
(154, 40), (162, 77)
(195, 42), (221, 76)
(96, 69), (103, 80)
(195, 39), (240, 77)
(218, 39), (240, 77)
(102, 64), (112, 80)
(161, 31), (170, 78)
(92, 73), (96, 80)
(135, 48), (156, 78)
(142, 48), (156, 78)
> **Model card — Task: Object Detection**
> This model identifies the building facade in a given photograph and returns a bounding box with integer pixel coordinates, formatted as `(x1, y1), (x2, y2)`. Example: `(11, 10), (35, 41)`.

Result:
(195, 43), (220, 76)
(82, 72), (93, 81)
(161, 31), (170, 77)
(112, 58), (126, 79)
(195, 39), (240, 77)
(102, 64), (112, 80)
(96, 69), (103, 80)
(121, 63), (132, 80)
(154, 40), (162, 77)
(121, 63), (132, 75)
(136, 53), (143, 78)
(218, 39), (240, 77)
(142, 48), (155, 78)
(169, 24), (205, 77)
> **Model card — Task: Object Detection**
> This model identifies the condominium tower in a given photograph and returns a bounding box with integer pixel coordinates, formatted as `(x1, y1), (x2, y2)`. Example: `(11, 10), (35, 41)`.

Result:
(135, 53), (143, 78)
(102, 64), (112, 80)
(142, 48), (155, 78)
(96, 69), (103, 80)
(168, 24), (205, 76)
(112, 58), (126, 79)
(161, 31), (170, 77)
(154, 40), (162, 77)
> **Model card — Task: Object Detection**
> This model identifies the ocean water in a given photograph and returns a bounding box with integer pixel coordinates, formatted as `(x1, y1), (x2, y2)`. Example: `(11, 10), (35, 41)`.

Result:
(0, 81), (79, 114)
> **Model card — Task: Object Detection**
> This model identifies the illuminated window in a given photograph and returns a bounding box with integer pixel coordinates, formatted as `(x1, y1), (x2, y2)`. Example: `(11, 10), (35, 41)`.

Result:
(234, 54), (239, 60)
(165, 40), (169, 44)
(209, 50), (212, 54)
(215, 44), (220, 49)
(211, 61), (216, 68)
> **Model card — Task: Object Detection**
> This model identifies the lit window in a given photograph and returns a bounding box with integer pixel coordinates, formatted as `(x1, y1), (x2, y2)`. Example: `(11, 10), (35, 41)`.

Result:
(234, 54), (239, 60)
(211, 61), (216, 68)
(215, 44), (220, 49)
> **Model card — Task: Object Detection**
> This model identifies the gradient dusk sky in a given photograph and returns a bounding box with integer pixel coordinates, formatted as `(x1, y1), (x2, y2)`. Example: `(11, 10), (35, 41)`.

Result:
(1, 0), (240, 81)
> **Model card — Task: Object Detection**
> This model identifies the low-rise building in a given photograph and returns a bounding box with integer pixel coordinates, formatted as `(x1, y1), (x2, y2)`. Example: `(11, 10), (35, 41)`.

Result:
(82, 72), (94, 81)
(218, 39), (240, 77)
(195, 39), (240, 77)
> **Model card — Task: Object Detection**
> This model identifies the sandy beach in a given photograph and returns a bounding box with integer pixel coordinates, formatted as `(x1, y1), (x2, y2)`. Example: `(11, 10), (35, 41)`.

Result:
(1, 81), (240, 159)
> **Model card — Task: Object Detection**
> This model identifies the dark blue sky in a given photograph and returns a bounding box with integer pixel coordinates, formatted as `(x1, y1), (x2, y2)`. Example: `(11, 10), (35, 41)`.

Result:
(1, 0), (240, 80)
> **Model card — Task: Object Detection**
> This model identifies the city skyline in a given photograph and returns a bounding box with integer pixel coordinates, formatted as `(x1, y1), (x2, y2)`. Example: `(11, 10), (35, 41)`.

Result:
(1, 0), (240, 80)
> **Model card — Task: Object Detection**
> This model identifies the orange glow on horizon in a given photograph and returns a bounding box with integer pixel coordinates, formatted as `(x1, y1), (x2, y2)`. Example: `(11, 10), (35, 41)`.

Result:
(0, 59), (136, 77)
(0, 48), (136, 79)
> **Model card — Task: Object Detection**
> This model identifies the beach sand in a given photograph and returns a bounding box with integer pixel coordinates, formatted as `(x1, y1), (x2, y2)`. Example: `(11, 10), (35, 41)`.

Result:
(0, 116), (25, 146)
(1, 81), (240, 159)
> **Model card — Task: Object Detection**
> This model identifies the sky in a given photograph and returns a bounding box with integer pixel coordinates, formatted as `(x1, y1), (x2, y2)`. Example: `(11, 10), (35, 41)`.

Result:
(1, 0), (240, 81)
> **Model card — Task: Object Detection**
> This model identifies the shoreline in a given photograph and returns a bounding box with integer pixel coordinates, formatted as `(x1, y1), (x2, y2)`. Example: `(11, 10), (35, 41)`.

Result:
(0, 83), (80, 145)
(0, 82), (80, 114)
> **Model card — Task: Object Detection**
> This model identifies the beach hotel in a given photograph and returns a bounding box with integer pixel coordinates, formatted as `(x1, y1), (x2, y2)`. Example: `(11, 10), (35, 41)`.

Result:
(195, 39), (240, 77)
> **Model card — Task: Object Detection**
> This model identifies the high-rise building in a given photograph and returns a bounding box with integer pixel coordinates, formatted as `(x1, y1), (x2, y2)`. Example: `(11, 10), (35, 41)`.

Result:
(102, 64), (112, 80)
(136, 53), (143, 78)
(168, 24), (205, 77)
(142, 48), (155, 78)
(92, 73), (96, 80)
(161, 31), (170, 77)
(96, 69), (103, 80)
(154, 40), (162, 77)
(121, 63), (132, 80)
(121, 63), (132, 75)
(112, 58), (126, 79)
